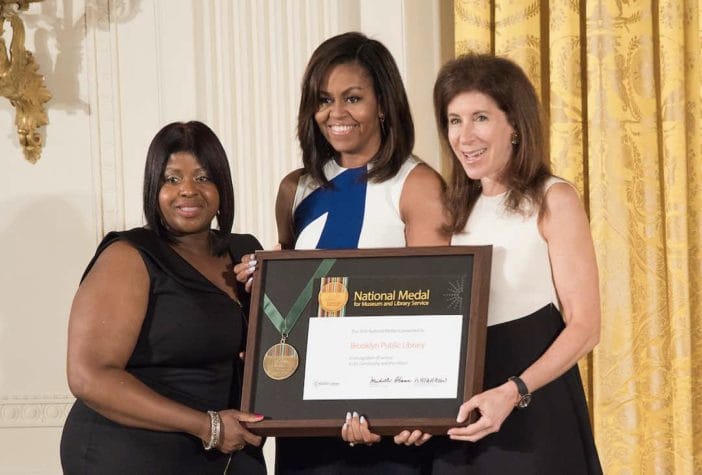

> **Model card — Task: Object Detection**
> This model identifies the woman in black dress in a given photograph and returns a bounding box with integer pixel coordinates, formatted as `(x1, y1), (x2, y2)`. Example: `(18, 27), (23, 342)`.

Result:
(60, 121), (267, 474)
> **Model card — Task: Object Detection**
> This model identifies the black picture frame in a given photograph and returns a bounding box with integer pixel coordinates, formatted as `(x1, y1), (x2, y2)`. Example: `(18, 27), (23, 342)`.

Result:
(240, 246), (491, 437)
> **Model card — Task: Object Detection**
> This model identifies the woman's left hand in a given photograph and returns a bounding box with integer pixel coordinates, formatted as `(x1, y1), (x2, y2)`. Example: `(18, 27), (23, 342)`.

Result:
(447, 381), (518, 442)
(217, 409), (264, 453)
(341, 411), (381, 446)
(393, 429), (432, 446)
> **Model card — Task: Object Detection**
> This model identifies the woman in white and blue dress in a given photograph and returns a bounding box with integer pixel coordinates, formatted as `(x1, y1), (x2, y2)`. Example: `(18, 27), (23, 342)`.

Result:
(429, 54), (603, 474)
(238, 32), (448, 474)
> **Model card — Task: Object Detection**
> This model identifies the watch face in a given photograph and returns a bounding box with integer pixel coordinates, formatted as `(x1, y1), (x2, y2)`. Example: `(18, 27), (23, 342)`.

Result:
(518, 394), (532, 408)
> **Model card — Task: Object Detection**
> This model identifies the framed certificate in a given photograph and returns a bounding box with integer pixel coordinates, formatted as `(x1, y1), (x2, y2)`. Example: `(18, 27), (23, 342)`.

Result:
(240, 246), (491, 437)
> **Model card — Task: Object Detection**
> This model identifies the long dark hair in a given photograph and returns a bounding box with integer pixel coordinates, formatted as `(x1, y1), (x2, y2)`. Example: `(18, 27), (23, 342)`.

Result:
(298, 31), (414, 186)
(434, 54), (551, 233)
(142, 121), (235, 255)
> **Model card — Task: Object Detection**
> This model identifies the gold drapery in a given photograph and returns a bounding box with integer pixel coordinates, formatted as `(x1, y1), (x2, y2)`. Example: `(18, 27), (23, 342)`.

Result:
(454, 1), (701, 473)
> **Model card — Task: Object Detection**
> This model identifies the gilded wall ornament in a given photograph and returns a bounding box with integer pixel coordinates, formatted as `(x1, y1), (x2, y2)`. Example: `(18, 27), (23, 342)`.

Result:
(1, 0), (51, 164)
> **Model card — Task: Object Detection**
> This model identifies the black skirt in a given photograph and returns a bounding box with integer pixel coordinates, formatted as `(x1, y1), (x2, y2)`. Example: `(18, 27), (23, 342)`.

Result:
(428, 304), (602, 475)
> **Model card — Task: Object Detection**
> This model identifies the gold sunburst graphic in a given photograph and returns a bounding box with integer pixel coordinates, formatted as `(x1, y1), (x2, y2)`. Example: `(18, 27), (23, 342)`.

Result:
(443, 276), (466, 311)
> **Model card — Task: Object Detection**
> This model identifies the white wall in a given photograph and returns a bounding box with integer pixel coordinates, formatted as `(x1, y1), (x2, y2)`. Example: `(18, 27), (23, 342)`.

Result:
(0, 1), (450, 472)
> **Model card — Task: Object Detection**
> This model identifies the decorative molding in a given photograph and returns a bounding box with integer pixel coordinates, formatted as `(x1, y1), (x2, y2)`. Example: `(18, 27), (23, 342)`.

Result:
(0, 394), (74, 428)
(85, 0), (125, 240)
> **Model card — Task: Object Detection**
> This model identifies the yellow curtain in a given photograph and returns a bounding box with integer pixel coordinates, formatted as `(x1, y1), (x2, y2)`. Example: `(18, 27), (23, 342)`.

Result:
(454, 1), (701, 473)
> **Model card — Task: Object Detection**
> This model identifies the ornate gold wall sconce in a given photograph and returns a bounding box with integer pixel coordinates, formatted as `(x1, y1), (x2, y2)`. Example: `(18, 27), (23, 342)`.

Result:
(1, 0), (51, 164)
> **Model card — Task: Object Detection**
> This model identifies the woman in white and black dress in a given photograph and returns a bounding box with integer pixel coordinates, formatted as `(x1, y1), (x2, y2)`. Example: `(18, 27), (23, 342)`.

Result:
(429, 54), (603, 474)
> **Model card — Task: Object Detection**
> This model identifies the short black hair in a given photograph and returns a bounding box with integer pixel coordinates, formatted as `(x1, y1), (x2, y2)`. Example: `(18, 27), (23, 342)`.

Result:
(142, 121), (234, 254)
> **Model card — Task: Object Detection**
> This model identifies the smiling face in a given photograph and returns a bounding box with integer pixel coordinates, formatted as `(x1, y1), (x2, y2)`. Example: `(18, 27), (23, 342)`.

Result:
(447, 90), (516, 195)
(314, 62), (382, 168)
(158, 151), (220, 236)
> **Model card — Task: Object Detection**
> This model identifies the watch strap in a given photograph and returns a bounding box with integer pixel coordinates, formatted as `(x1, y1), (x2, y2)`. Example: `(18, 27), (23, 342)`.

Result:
(508, 376), (532, 408)
(508, 375), (529, 396)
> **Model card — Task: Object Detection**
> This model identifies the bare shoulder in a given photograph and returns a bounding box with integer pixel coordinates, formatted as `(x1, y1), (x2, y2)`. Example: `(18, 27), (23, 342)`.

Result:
(276, 168), (305, 213)
(402, 162), (445, 205)
(540, 180), (589, 241)
(95, 240), (144, 268)
(402, 163), (445, 203)
(406, 162), (445, 188)
(276, 168), (305, 249)
(81, 239), (148, 287)
(401, 162), (449, 246)
(278, 168), (305, 196)
(543, 180), (583, 215)
(70, 238), (150, 342)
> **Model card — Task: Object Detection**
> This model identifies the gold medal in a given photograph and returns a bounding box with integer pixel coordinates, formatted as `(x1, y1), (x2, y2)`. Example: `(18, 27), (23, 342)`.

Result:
(261, 259), (337, 380)
(262, 341), (299, 380)
(318, 280), (349, 314)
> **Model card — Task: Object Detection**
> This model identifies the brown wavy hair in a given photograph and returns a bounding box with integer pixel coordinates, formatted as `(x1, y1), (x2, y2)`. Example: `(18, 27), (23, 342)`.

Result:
(298, 32), (415, 186)
(433, 54), (551, 233)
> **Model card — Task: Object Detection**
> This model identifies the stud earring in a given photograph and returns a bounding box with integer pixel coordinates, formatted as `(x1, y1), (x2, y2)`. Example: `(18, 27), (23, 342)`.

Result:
(511, 131), (519, 146)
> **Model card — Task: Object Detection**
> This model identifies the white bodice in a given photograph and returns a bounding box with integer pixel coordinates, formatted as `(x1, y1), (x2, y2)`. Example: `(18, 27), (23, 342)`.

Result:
(451, 177), (565, 326)
(292, 157), (420, 250)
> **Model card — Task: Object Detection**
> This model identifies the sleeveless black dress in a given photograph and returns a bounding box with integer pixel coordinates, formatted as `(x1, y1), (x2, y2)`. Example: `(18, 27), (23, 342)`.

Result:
(60, 228), (266, 475)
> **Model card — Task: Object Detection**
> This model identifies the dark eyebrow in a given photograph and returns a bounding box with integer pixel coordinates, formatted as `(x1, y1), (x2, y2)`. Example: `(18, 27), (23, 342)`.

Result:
(163, 166), (207, 173)
(319, 86), (366, 96)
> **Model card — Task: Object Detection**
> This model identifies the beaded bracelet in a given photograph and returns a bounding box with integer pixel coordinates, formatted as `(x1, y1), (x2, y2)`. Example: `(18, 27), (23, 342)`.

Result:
(202, 410), (221, 451)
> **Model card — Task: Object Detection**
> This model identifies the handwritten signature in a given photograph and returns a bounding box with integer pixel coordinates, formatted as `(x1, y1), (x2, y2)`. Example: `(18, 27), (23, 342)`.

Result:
(369, 376), (448, 385)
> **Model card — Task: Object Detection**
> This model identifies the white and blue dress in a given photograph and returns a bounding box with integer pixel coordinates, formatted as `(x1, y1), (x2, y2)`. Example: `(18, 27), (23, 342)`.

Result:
(291, 157), (419, 250)
(275, 156), (427, 475)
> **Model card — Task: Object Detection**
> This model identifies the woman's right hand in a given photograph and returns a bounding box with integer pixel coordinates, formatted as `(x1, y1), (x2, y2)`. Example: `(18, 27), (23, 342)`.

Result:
(393, 429), (432, 446)
(216, 409), (264, 453)
(447, 381), (518, 442)
(233, 254), (257, 293)
(234, 244), (283, 293)
(341, 411), (381, 446)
